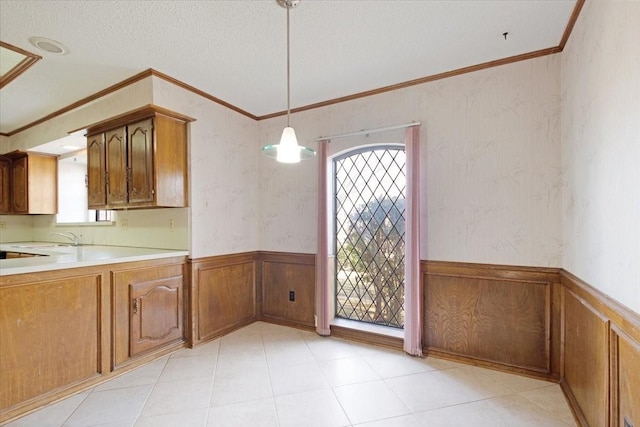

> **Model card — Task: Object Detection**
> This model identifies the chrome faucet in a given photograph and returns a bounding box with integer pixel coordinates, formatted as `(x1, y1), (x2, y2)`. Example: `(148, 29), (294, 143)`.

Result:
(49, 232), (80, 246)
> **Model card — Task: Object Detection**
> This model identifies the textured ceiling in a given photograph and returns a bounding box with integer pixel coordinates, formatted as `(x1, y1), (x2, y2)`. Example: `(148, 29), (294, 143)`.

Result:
(0, 0), (578, 135)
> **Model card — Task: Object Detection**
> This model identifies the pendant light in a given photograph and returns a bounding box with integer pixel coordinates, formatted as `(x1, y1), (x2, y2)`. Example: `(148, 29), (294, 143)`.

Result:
(261, 0), (316, 163)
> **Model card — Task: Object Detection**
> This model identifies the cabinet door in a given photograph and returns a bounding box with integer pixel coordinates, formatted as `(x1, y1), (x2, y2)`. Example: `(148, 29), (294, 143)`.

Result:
(0, 158), (10, 214)
(129, 276), (183, 357)
(10, 156), (28, 213)
(127, 118), (155, 205)
(106, 127), (127, 207)
(87, 133), (107, 208)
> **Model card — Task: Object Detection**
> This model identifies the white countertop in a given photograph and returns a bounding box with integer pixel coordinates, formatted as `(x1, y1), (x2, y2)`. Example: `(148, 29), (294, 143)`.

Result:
(0, 242), (189, 276)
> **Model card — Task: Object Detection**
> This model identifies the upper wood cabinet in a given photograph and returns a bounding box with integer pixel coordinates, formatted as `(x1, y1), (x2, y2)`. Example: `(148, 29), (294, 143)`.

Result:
(86, 106), (193, 210)
(0, 157), (10, 214)
(0, 152), (57, 215)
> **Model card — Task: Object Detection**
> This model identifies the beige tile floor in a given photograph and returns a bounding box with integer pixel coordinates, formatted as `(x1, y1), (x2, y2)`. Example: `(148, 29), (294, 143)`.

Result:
(6, 322), (577, 427)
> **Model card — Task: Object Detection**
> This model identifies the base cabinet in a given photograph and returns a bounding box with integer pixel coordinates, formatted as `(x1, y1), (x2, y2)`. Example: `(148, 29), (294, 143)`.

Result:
(112, 262), (185, 367)
(0, 273), (106, 414)
(0, 257), (186, 423)
(129, 276), (183, 357)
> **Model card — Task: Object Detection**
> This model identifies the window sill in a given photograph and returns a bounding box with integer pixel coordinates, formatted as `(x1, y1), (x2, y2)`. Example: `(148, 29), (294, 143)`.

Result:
(330, 318), (404, 339)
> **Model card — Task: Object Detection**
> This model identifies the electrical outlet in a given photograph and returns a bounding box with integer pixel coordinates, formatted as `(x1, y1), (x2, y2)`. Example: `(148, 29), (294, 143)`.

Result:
(289, 291), (295, 302)
(120, 219), (128, 229)
(169, 219), (175, 231)
(0, 222), (6, 230)
(624, 417), (633, 427)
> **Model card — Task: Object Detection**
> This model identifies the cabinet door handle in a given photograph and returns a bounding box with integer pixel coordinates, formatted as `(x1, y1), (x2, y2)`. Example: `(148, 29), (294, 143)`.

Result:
(132, 298), (139, 315)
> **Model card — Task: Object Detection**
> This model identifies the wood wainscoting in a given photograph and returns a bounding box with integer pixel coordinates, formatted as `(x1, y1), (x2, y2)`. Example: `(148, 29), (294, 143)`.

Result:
(421, 262), (640, 427)
(260, 251), (316, 329)
(188, 253), (259, 346)
(187, 251), (317, 346)
(560, 271), (640, 427)
(422, 261), (561, 379)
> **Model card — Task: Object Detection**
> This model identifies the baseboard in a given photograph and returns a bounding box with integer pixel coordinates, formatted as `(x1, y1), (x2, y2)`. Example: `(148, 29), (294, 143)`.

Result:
(559, 378), (590, 427)
(330, 323), (404, 351)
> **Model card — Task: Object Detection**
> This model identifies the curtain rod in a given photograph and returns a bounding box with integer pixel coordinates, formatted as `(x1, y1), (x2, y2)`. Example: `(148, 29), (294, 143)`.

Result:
(316, 121), (420, 142)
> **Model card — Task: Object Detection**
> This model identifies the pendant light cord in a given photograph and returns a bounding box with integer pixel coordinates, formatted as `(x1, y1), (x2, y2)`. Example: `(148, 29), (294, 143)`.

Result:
(286, 4), (291, 127)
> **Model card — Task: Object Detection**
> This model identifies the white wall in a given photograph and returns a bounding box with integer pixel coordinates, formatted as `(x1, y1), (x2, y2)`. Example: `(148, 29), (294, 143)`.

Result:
(259, 55), (563, 268)
(151, 77), (260, 258)
(0, 215), (33, 242)
(561, 0), (640, 314)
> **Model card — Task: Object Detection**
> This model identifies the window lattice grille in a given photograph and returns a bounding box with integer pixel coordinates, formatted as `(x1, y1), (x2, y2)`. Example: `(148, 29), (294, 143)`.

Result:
(334, 148), (406, 329)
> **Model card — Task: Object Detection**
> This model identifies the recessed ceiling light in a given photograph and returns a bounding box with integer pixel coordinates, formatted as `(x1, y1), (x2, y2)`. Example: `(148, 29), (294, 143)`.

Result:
(29, 37), (68, 55)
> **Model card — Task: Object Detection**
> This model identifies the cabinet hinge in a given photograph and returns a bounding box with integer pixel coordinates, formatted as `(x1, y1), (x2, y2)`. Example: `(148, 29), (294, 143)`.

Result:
(132, 298), (139, 315)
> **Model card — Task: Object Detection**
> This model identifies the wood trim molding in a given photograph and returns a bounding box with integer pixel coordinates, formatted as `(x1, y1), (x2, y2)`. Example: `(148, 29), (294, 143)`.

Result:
(149, 69), (258, 121)
(258, 251), (315, 265)
(258, 47), (561, 121)
(4, 2), (585, 137)
(77, 104), (196, 136)
(561, 270), (640, 344)
(5, 69), (154, 137)
(0, 41), (41, 90)
(423, 260), (560, 281)
(559, 0), (586, 51)
(560, 379), (590, 427)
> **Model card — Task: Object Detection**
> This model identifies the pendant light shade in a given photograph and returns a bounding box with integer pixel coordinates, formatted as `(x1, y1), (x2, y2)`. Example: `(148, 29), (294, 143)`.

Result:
(261, 0), (316, 163)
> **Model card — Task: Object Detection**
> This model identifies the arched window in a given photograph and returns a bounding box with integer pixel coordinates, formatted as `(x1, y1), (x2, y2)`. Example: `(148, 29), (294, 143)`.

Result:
(333, 147), (406, 328)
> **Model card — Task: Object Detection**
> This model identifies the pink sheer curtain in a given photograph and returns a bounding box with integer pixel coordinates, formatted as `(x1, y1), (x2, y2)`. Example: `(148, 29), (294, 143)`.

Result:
(404, 126), (422, 356)
(316, 139), (331, 335)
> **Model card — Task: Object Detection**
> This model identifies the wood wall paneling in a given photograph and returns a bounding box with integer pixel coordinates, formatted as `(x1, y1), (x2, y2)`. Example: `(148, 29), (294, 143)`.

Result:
(423, 262), (553, 375)
(261, 254), (316, 328)
(610, 327), (640, 427)
(192, 257), (257, 343)
(0, 275), (102, 410)
(551, 280), (562, 375)
(562, 287), (610, 427)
